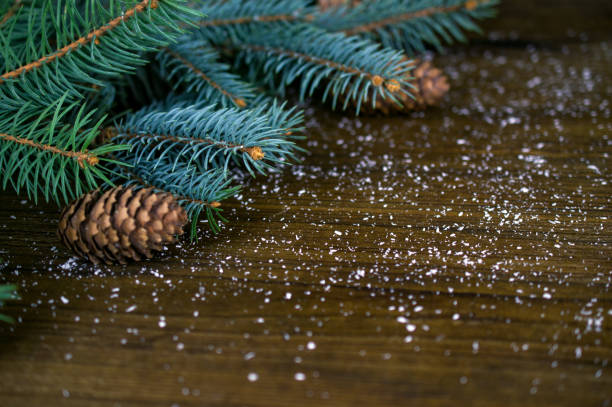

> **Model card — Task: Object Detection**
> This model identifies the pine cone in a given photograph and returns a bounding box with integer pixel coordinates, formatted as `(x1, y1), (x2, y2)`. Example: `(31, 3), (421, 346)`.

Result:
(413, 60), (450, 107)
(58, 187), (188, 265)
(355, 59), (450, 115)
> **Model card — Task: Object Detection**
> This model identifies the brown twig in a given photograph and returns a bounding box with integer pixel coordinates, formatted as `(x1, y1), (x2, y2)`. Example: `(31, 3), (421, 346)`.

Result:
(0, 132), (99, 168)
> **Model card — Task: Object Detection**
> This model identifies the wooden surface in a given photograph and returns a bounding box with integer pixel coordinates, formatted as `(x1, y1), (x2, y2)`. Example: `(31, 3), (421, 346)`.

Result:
(1, 1), (611, 406)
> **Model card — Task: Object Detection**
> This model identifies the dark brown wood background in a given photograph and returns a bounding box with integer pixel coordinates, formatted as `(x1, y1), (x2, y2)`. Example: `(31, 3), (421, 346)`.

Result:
(1, 1), (611, 406)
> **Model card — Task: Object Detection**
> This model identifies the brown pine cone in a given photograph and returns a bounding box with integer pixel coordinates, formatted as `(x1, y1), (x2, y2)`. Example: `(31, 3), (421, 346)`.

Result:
(413, 60), (450, 107)
(355, 59), (449, 115)
(58, 187), (188, 265)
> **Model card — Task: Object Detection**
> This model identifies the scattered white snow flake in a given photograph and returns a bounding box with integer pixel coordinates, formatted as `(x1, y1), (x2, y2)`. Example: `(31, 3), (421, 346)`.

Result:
(527, 76), (542, 88)
(247, 372), (259, 382)
(59, 258), (79, 271)
(587, 165), (601, 174)
(575, 347), (582, 359)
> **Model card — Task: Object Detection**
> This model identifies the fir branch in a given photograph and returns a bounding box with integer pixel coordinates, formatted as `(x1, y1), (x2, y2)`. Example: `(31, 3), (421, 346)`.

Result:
(114, 128), (266, 161)
(158, 40), (255, 108)
(239, 44), (379, 83)
(0, 0), (160, 83)
(0, 94), (129, 204)
(229, 24), (415, 113)
(0, 0), (198, 117)
(313, 0), (499, 54)
(0, 0), (198, 205)
(164, 48), (244, 105)
(109, 99), (304, 176)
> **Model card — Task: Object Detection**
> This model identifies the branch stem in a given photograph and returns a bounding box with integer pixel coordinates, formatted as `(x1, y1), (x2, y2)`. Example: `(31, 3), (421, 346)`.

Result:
(119, 130), (265, 161)
(0, 132), (98, 167)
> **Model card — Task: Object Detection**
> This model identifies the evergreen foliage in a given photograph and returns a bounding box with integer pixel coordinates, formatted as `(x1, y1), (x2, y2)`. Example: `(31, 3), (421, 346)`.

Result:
(0, 0), (198, 205)
(120, 162), (237, 236)
(113, 99), (303, 178)
(229, 24), (414, 113)
(196, 0), (311, 44)
(312, 0), (499, 55)
(0, 284), (18, 323)
(0, 94), (127, 204)
(0, 0), (498, 257)
(157, 40), (256, 108)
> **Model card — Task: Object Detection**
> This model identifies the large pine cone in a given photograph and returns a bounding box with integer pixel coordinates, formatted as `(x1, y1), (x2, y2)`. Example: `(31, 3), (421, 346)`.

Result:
(351, 59), (450, 115)
(58, 187), (188, 265)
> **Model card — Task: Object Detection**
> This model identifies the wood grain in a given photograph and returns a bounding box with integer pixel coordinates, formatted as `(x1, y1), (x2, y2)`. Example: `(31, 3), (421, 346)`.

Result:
(0, 1), (611, 406)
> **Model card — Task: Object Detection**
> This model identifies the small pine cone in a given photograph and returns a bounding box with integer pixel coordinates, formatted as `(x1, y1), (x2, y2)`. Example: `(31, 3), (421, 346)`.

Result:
(58, 187), (188, 265)
(355, 59), (450, 115)
(413, 60), (450, 107)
